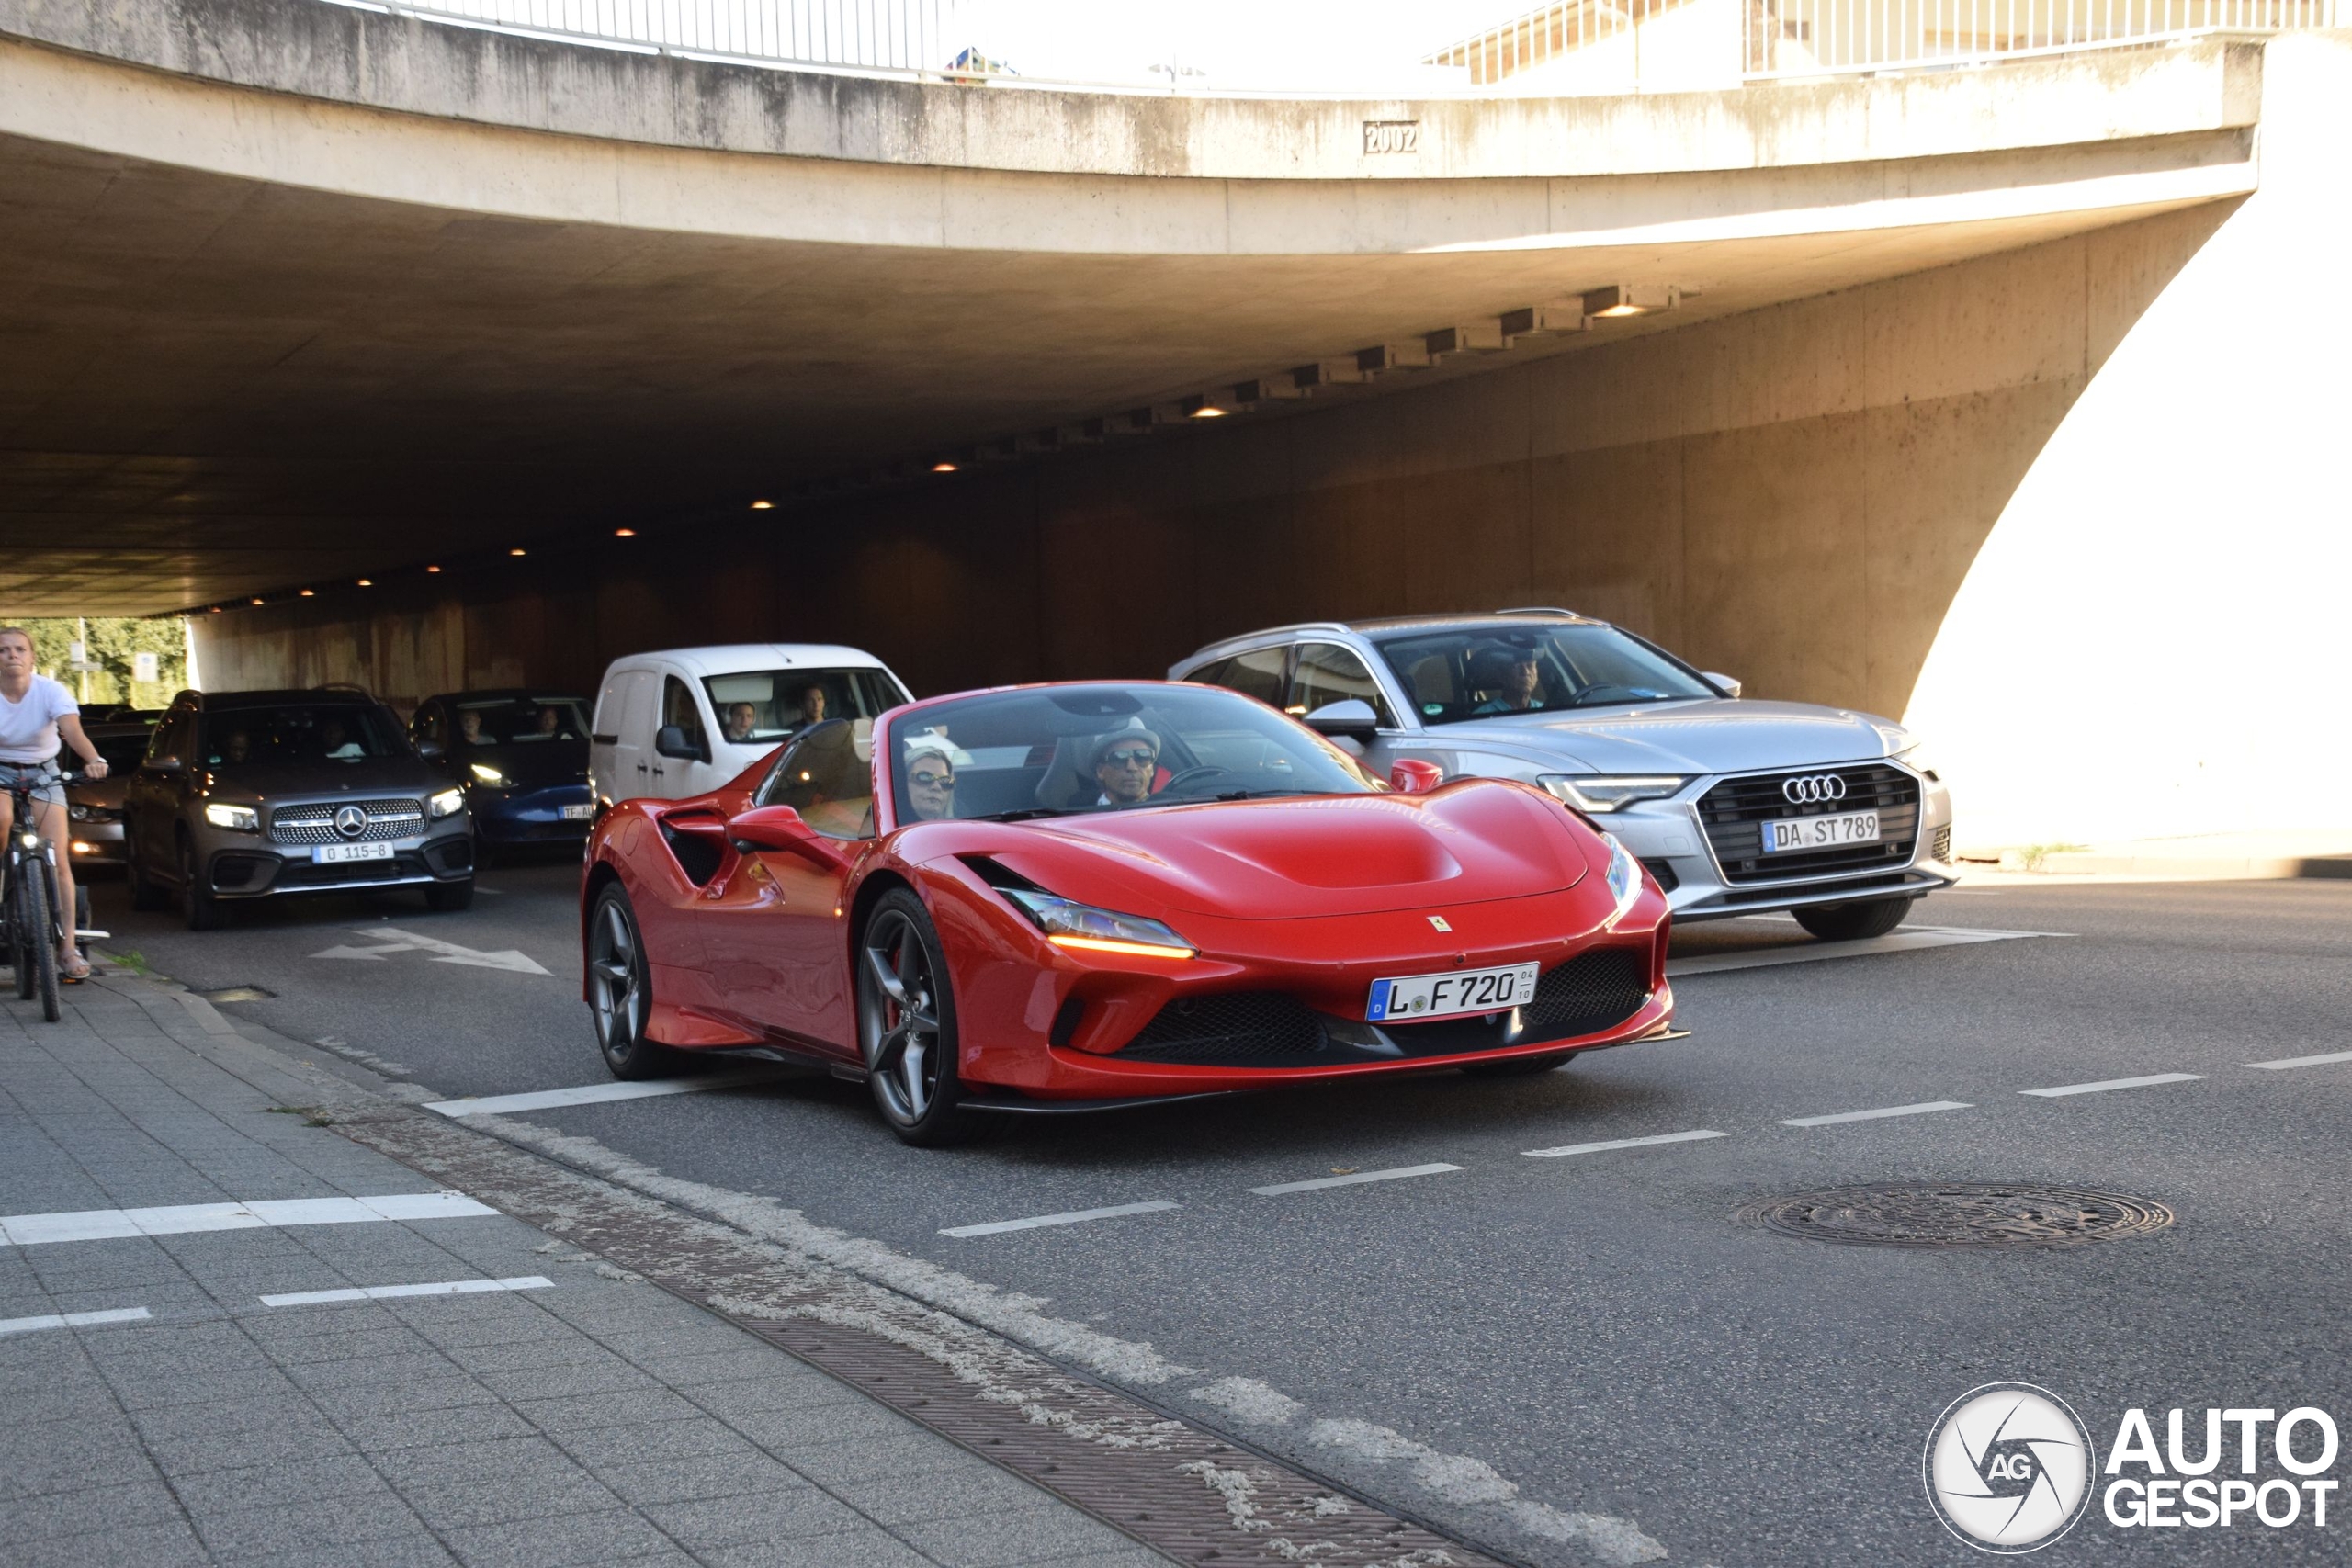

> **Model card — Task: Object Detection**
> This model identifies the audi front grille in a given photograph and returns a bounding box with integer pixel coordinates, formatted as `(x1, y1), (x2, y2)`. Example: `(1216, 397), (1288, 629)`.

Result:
(268, 798), (426, 846)
(1698, 765), (1920, 885)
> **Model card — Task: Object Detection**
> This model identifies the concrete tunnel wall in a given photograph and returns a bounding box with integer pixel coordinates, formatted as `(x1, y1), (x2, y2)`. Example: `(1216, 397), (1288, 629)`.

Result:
(196, 197), (2227, 851)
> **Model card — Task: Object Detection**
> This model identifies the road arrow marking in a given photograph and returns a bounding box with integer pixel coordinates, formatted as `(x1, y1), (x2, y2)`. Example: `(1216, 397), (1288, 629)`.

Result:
(310, 928), (551, 976)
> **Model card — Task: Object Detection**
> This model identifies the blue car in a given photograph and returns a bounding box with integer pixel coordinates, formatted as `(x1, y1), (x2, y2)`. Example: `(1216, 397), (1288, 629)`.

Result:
(411, 690), (594, 857)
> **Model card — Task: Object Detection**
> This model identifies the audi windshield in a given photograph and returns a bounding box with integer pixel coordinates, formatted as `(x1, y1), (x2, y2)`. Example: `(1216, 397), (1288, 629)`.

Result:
(1373, 625), (1716, 725)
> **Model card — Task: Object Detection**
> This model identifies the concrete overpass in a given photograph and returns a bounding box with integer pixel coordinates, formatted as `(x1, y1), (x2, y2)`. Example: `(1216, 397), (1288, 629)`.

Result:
(4, 0), (2346, 844)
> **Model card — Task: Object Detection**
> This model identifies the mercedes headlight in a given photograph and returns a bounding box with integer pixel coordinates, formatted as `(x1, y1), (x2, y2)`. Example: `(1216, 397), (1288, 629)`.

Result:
(469, 762), (505, 785)
(427, 787), (466, 819)
(1601, 832), (1642, 923)
(1539, 774), (1689, 813)
(1002, 889), (1195, 960)
(203, 803), (259, 831)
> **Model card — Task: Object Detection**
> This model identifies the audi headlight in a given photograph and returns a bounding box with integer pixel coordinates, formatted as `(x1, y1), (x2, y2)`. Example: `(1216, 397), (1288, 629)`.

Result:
(203, 802), (259, 831)
(469, 762), (505, 785)
(427, 787), (466, 819)
(1600, 831), (1642, 923)
(1539, 774), (1689, 813)
(1002, 889), (1195, 960)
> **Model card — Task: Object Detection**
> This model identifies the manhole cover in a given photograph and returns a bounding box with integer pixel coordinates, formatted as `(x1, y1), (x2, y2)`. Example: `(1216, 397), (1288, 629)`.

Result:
(1742, 1182), (2173, 1249)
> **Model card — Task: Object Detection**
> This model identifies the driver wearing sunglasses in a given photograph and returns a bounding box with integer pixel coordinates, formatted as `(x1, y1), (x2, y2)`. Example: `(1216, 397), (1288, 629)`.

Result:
(1090, 729), (1162, 806)
(905, 738), (958, 821)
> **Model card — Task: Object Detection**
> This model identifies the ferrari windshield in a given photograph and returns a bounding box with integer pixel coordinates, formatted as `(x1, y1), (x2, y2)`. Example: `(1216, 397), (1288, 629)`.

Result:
(1373, 623), (1715, 724)
(888, 684), (1379, 823)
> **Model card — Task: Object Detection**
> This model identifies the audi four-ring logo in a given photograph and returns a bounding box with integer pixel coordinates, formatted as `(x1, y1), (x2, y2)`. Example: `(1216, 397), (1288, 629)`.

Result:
(1782, 773), (1848, 805)
(333, 805), (369, 838)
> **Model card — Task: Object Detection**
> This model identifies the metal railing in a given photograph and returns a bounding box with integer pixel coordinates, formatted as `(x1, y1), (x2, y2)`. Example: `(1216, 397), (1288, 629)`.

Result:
(1745, 0), (2342, 76)
(342, 0), (956, 72)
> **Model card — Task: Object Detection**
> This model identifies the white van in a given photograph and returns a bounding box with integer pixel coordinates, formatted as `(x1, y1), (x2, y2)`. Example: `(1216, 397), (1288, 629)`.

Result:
(588, 644), (913, 806)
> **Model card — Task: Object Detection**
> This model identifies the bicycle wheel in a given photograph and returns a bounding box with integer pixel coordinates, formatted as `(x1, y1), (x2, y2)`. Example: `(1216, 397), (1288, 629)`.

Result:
(26, 863), (57, 1021)
(10, 863), (33, 1001)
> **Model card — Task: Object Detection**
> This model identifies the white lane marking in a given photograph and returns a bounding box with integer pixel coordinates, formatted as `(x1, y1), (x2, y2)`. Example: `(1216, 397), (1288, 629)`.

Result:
(261, 1275), (553, 1307)
(1668, 926), (2062, 976)
(2245, 1049), (2352, 1070)
(1522, 1129), (1728, 1159)
(424, 1076), (768, 1117)
(0, 1307), (152, 1336)
(940, 1201), (1180, 1238)
(311, 926), (551, 975)
(0, 1192), (496, 1247)
(2020, 1072), (2206, 1098)
(1250, 1163), (1464, 1196)
(1781, 1100), (1973, 1127)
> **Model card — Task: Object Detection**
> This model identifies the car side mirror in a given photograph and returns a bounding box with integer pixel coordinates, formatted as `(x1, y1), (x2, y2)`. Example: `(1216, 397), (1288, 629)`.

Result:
(1389, 758), (1443, 795)
(655, 725), (708, 762)
(416, 739), (445, 761)
(145, 757), (184, 775)
(1702, 672), (1742, 699)
(1304, 698), (1380, 742)
(726, 805), (846, 866)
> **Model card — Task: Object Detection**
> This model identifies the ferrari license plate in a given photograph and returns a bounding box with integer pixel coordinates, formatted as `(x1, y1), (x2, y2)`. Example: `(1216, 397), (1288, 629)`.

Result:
(1761, 808), (1882, 853)
(560, 803), (595, 821)
(311, 841), (393, 865)
(1367, 962), (1538, 1023)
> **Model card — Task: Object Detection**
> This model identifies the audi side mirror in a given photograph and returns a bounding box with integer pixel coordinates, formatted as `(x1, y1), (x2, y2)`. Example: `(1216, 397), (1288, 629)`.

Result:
(654, 725), (708, 762)
(1304, 699), (1380, 742)
(145, 757), (184, 774)
(416, 739), (446, 762)
(1389, 758), (1444, 795)
(1702, 672), (1743, 699)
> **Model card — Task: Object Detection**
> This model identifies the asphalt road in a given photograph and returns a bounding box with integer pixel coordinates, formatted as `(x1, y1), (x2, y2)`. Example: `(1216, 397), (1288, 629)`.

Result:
(81, 863), (2352, 1566)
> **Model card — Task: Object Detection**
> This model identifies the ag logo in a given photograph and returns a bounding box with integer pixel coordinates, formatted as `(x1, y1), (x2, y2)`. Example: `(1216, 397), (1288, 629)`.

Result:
(1924, 1382), (2097, 1553)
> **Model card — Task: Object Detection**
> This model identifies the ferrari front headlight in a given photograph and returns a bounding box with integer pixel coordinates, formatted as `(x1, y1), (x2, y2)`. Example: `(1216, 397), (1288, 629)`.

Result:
(1601, 832), (1642, 924)
(1539, 774), (1689, 813)
(1002, 890), (1195, 960)
(428, 787), (466, 819)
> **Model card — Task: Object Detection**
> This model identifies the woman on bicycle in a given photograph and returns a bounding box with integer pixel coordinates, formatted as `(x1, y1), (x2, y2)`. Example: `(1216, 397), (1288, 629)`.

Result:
(0, 626), (109, 980)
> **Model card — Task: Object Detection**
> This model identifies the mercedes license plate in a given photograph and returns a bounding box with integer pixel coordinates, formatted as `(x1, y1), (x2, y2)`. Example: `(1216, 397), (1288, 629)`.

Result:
(1367, 962), (1538, 1022)
(1762, 808), (1882, 853)
(560, 803), (595, 821)
(311, 841), (394, 865)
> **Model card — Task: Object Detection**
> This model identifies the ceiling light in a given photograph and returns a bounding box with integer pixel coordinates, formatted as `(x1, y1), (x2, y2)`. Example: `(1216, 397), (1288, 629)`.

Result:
(1191, 405), (1226, 419)
(356, 578), (373, 586)
(300, 589), (314, 597)
(426, 565), (442, 573)
(614, 528), (636, 537)
(751, 499), (774, 510)
(250, 597), (264, 605)
(509, 547), (526, 557)
(931, 462), (958, 474)
(1580, 284), (1679, 321)
(209, 605), (222, 614)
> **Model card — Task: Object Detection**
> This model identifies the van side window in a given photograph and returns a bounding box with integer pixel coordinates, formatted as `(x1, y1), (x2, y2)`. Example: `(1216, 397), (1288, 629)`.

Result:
(1193, 646), (1287, 708)
(662, 676), (707, 752)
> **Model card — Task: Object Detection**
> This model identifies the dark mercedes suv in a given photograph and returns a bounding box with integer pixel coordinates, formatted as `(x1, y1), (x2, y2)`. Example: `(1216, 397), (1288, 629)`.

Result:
(124, 688), (475, 929)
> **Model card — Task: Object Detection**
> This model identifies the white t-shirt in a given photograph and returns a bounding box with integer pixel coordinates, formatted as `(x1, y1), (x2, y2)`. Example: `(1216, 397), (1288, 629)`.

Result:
(0, 675), (78, 764)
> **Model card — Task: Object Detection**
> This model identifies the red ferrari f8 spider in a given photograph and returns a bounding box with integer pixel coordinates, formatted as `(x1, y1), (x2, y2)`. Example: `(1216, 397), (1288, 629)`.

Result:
(581, 682), (1675, 1145)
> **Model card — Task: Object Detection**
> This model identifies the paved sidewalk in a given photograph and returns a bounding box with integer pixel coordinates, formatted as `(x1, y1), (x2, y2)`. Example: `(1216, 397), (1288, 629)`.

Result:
(0, 974), (1164, 1568)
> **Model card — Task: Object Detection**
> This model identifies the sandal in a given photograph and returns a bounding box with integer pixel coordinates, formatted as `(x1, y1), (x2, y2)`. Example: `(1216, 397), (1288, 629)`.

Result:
(60, 953), (90, 983)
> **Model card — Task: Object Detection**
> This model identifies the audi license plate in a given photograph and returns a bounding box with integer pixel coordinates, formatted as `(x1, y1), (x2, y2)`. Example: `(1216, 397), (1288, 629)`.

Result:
(560, 803), (595, 821)
(1762, 809), (1882, 853)
(311, 841), (394, 865)
(1367, 962), (1538, 1023)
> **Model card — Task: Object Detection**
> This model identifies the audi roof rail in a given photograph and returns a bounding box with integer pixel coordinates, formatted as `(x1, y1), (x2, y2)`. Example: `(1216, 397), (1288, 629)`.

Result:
(1494, 605), (1588, 618)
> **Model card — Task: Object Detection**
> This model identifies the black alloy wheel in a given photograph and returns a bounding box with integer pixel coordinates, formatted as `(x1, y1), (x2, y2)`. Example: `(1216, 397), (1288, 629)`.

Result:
(10, 861), (33, 1000)
(588, 885), (671, 1079)
(178, 836), (220, 931)
(855, 889), (978, 1147)
(1792, 895), (1916, 942)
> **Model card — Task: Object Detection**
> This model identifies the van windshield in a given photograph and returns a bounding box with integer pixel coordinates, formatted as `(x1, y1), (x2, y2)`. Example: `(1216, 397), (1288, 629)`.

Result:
(704, 669), (908, 747)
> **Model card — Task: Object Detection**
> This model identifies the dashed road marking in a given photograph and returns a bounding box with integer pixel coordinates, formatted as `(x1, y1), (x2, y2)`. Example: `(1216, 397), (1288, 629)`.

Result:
(1781, 1100), (1973, 1127)
(1522, 1129), (1728, 1159)
(940, 1201), (1179, 1238)
(424, 1076), (768, 1117)
(0, 1192), (497, 1247)
(2020, 1072), (2205, 1098)
(2245, 1049), (2352, 1070)
(261, 1275), (553, 1307)
(1668, 926), (2061, 977)
(0, 1307), (150, 1336)
(1250, 1163), (1463, 1196)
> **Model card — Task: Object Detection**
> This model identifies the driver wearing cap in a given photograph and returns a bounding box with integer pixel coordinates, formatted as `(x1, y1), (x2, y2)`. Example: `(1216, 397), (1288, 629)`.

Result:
(1091, 728), (1161, 806)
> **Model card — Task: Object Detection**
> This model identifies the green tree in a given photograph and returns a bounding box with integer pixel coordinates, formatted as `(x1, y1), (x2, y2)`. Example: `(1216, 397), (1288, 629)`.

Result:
(11, 617), (188, 708)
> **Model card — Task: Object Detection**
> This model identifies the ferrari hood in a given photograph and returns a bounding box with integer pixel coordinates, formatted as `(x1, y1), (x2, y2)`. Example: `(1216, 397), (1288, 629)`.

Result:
(1422, 699), (1897, 775)
(998, 783), (1588, 919)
